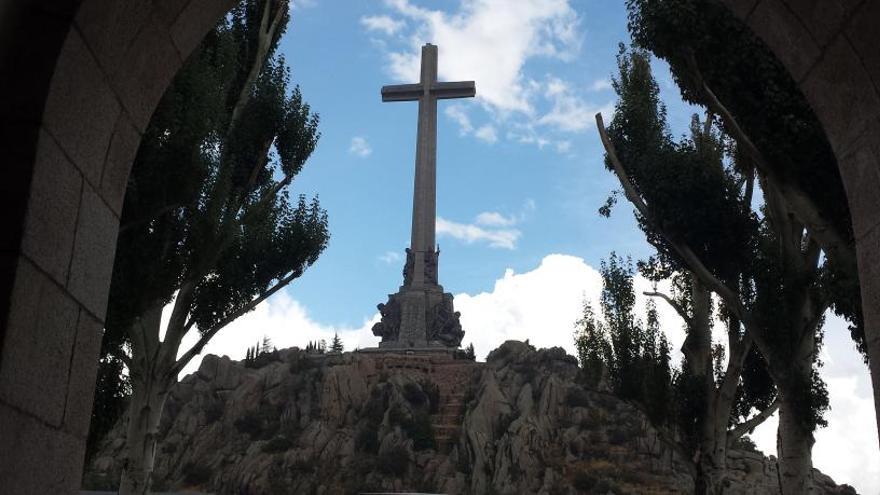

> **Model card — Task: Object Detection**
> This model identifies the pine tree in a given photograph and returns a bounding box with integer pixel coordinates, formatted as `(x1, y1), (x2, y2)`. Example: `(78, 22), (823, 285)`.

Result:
(330, 333), (344, 353)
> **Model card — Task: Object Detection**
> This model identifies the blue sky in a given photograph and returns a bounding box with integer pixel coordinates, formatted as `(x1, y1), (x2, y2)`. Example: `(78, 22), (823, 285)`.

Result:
(172, 1), (878, 491)
(279, 0), (697, 325)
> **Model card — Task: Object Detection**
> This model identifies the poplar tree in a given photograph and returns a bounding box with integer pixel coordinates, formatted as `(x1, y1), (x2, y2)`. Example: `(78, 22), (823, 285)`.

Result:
(103, 1), (329, 493)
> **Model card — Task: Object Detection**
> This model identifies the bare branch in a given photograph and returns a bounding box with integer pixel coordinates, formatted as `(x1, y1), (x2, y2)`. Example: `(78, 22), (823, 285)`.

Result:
(643, 290), (693, 327)
(596, 112), (749, 323)
(171, 267), (303, 376)
(728, 398), (780, 444)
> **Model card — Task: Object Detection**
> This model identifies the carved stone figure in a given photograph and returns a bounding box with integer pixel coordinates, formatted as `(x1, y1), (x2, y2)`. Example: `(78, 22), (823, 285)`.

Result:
(427, 294), (464, 347)
(371, 298), (401, 342)
(402, 248), (414, 286)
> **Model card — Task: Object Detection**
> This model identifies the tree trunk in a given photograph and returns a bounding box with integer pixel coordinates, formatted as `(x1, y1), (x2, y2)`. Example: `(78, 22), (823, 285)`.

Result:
(119, 369), (172, 495)
(776, 392), (815, 495)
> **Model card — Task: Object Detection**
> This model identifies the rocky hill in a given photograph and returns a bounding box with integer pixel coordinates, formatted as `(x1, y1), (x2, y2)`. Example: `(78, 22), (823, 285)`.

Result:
(86, 341), (856, 494)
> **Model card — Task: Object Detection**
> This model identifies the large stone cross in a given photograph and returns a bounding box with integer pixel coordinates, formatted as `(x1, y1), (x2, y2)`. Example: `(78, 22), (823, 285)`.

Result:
(381, 43), (475, 287)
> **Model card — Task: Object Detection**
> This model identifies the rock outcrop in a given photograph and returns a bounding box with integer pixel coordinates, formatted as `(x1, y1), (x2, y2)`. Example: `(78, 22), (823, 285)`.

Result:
(85, 341), (857, 494)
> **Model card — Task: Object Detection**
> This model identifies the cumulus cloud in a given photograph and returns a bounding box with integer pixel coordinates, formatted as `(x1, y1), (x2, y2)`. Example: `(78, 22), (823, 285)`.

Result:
(445, 104), (474, 135)
(349, 136), (372, 157)
(361, 14), (406, 35)
(172, 292), (380, 378)
(475, 211), (516, 227)
(538, 76), (613, 133)
(747, 313), (880, 494)
(474, 124), (498, 143)
(382, 0), (581, 114)
(436, 216), (521, 249)
(589, 78), (612, 91)
(379, 251), (402, 264)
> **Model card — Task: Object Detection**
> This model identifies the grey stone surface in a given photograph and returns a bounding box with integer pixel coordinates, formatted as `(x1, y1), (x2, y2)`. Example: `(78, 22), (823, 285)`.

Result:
(101, 113), (141, 216)
(75, 0), (153, 79)
(838, 122), (880, 239)
(846, 0), (880, 92)
(42, 28), (121, 188)
(67, 183), (119, 318)
(0, 402), (85, 495)
(802, 35), (880, 157)
(64, 309), (103, 439)
(171, 0), (237, 61)
(109, 12), (183, 133)
(0, 258), (79, 426)
(21, 129), (83, 286)
(748, 0), (821, 82)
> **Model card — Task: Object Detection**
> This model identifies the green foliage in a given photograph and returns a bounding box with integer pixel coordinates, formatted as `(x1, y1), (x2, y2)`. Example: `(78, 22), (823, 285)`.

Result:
(377, 446), (410, 476)
(85, 341), (131, 463)
(330, 332), (344, 353)
(262, 435), (294, 453)
(565, 387), (591, 409)
(626, 0), (861, 352)
(305, 340), (327, 354)
(573, 253), (673, 425)
(104, 0), (329, 374)
(245, 335), (280, 368)
(182, 462), (212, 485)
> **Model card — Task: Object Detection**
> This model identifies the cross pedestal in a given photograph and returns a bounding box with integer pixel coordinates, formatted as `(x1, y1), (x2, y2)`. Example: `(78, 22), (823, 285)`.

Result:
(370, 44), (475, 350)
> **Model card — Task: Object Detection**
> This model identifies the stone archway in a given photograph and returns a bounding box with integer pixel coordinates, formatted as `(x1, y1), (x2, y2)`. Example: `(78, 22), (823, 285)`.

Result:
(0, 1), (233, 492)
(718, 0), (880, 447)
(0, 1), (878, 493)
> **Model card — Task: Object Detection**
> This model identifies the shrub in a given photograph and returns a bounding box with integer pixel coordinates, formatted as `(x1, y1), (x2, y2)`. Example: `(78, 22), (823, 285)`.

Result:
(408, 411), (436, 451)
(420, 379), (440, 413)
(377, 446), (409, 476)
(402, 382), (426, 407)
(205, 400), (224, 424)
(355, 422), (379, 453)
(566, 388), (591, 408)
(182, 462), (212, 485)
(262, 436), (293, 453)
(572, 471), (598, 491)
(608, 428), (627, 445)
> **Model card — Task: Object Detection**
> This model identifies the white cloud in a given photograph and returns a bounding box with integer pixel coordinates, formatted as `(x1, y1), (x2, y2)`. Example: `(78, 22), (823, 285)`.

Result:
(589, 78), (612, 92)
(172, 292), (380, 378)
(474, 124), (498, 143)
(475, 211), (516, 227)
(349, 136), (372, 157)
(748, 313), (879, 494)
(379, 251), (402, 264)
(383, 0), (581, 114)
(360, 15), (406, 36)
(538, 76), (612, 133)
(445, 104), (474, 134)
(454, 254), (685, 363)
(436, 216), (521, 249)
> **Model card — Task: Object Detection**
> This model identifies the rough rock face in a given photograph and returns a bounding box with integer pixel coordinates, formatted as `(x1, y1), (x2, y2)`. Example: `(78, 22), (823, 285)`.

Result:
(86, 341), (857, 494)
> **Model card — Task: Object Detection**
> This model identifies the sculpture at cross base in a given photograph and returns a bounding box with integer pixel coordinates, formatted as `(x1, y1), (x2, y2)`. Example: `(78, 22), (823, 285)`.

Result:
(370, 43), (474, 350)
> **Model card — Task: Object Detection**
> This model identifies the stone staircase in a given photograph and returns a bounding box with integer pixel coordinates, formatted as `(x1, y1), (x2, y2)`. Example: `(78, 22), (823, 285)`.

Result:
(429, 362), (482, 452)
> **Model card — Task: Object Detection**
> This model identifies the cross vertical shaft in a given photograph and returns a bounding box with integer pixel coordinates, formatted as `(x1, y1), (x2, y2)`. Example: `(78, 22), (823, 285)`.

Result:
(412, 44), (438, 263)
(382, 43), (475, 288)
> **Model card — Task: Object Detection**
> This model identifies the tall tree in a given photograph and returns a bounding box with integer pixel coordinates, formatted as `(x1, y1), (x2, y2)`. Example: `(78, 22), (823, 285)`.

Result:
(104, 1), (329, 493)
(596, 46), (825, 494)
(574, 253), (672, 425)
(625, 1), (867, 449)
(330, 332), (344, 353)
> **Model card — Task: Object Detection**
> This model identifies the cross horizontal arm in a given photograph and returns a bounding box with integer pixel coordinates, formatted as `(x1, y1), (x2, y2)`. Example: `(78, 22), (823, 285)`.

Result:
(382, 84), (423, 102)
(433, 81), (476, 99)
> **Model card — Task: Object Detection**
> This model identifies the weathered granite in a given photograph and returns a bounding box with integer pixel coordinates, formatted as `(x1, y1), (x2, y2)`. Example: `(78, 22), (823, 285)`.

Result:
(85, 342), (857, 494)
